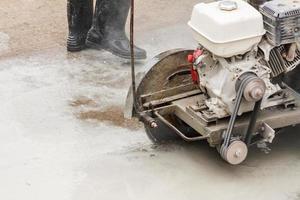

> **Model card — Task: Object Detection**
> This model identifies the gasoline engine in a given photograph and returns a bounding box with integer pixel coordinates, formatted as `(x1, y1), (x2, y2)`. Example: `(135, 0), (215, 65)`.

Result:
(126, 0), (300, 165)
(188, 0), (300, 117)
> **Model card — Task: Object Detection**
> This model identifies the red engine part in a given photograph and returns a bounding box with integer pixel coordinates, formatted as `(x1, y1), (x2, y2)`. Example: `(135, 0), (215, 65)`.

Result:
(190, 69), (199, 84)
(187, 49), (203, 84)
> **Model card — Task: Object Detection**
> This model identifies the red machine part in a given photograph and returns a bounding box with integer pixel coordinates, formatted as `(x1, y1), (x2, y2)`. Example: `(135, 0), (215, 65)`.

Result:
(187, 49), (203, 84)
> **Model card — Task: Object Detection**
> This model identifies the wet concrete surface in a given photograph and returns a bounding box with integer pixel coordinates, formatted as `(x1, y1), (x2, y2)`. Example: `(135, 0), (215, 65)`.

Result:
(0, 0), (300, 200)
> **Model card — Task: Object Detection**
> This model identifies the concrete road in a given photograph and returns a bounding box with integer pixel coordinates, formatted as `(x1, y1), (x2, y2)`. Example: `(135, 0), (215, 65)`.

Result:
(0, 0), (300, 200)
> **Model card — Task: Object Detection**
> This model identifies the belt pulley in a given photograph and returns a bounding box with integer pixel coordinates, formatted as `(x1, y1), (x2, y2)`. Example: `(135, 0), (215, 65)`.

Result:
(220, 73), (266, 165)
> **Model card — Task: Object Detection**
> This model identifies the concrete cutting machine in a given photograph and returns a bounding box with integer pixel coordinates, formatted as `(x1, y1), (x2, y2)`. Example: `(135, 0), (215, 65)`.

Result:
(126, 0), (300, 164)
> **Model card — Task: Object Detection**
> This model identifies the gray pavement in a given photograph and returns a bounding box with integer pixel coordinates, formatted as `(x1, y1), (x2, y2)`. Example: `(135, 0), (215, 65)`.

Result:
(0, 0), (300, 200)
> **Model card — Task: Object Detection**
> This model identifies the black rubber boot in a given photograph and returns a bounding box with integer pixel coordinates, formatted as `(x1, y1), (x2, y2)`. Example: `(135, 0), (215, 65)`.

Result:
(67, 0), (93, 52)
(86, 0), (147, 59)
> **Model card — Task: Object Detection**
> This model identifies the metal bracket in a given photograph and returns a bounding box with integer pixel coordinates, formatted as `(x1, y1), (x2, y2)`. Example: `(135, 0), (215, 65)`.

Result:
(261, 122), (275, 143)
(154, 111), (210, 142)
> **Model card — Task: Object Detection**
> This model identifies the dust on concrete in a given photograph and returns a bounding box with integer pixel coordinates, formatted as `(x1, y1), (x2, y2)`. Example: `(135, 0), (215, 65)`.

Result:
(0, 32), (9, 53)
(70, 96), (141, 130)
(78, 106), (141, 130)
(69, 96), (98, 107)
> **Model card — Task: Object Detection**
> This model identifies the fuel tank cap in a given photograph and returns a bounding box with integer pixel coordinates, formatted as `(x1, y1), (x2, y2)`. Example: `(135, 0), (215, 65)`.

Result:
(219, 0), (238, 11)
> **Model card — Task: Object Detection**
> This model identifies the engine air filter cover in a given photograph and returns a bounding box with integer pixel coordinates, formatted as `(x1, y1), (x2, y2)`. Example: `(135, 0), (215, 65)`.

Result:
(188, 0), (265, 57)
(260, 0), (300, 46)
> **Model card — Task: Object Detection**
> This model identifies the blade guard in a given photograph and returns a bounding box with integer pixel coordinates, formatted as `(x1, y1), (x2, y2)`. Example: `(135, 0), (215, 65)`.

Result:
(124, 48), (195, 119)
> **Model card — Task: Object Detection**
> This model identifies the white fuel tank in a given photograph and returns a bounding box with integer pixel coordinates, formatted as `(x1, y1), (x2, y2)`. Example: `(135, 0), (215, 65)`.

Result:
(188, 0), (265, 57)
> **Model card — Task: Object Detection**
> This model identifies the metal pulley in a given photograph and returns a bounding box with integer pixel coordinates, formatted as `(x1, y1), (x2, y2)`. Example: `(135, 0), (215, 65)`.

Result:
(243, 78), (266, 102)
(220, 72), (265, 164)
(236, 73), (266, 102)
(223, 140), (248, 165)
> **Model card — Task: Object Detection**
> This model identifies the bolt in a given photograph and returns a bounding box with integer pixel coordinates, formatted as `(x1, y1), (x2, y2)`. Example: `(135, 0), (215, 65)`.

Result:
(150, 121), (158, 128)
(235, 149), (241, 158)
(252, 88), (264, 100)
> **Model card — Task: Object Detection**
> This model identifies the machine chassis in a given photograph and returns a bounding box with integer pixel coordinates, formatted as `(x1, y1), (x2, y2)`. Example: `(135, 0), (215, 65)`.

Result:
(125, 49), (300, 164)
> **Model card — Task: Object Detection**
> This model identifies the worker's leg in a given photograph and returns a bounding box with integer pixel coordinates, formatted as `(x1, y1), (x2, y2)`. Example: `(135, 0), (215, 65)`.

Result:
(67, 0), (93, 52)
(86, 0), (147, 59)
